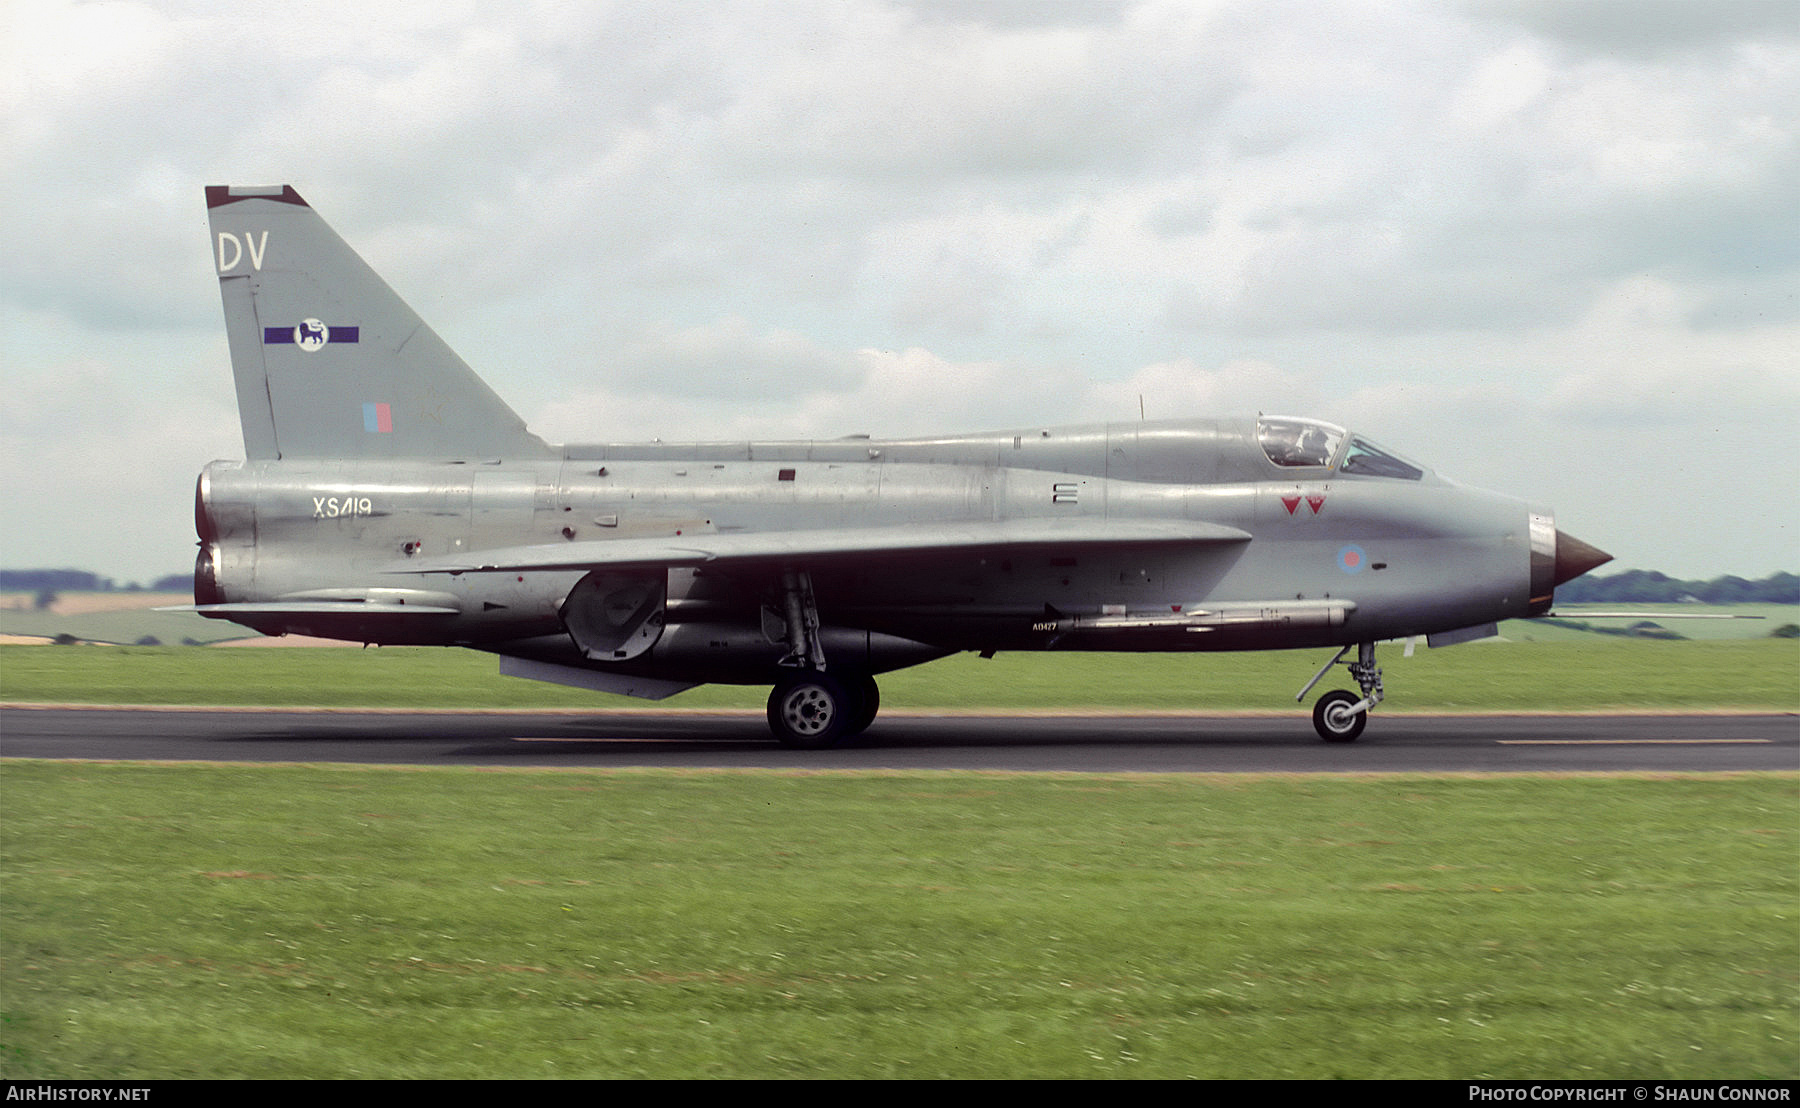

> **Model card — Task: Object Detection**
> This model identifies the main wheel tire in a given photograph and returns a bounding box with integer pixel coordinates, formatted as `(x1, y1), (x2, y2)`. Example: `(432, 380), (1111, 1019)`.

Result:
(846, 673), (880, 737)
(768, 673), (855, 749)
(1312, 689), (1367, 743)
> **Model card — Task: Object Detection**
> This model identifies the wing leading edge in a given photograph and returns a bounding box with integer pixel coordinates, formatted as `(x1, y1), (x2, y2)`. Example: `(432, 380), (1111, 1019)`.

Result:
(393, 518), (1252, 576)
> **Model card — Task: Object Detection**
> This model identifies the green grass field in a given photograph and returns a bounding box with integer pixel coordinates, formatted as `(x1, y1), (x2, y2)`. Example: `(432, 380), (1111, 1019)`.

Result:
(2, 594), (1791, 648)
(0, 594), (247, 646)
(2, 637), (1796, 712)
(3, 641), (1795, 1078)
(1506, 604), (1800, 643)
(3, 762), (1794, 1079)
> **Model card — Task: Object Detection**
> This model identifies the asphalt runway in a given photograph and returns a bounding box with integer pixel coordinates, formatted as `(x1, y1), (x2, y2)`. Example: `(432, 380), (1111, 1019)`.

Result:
(2, 705), (1794, 773)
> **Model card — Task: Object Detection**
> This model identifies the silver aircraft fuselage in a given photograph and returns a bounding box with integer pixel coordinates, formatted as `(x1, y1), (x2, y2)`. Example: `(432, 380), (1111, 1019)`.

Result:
(184, 184), (1612, 745)
(197, 417), (1550, 671)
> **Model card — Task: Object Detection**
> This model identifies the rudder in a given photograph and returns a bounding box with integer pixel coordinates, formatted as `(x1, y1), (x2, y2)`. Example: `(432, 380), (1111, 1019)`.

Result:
(207, 185), (549, 461)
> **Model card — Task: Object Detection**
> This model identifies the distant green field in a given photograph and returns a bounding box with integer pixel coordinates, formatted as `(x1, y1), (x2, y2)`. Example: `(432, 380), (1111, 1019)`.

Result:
(2, 638), (1796, 712)
(2, 594), (1792, 648)
(0, 593), (244, 646)
(1503, 603), (1799, 642)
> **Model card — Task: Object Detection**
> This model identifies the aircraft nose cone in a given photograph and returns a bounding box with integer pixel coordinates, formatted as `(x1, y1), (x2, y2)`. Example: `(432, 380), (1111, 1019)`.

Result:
(1553, 531), (1612, 587)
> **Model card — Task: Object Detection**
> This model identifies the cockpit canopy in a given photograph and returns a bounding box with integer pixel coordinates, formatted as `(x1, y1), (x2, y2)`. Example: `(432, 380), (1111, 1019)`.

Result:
(1257, 416), (1424, 481)
(1258, 417), (1343, 468)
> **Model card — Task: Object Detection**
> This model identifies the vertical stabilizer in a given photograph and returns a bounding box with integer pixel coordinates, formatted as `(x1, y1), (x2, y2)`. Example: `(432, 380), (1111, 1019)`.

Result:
(206, 185), (550, 461)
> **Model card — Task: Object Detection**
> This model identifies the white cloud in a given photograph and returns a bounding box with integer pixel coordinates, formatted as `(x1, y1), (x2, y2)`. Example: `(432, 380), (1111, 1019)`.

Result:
(1469, 0), (1800, 60)
(2, 0), (1796, 581)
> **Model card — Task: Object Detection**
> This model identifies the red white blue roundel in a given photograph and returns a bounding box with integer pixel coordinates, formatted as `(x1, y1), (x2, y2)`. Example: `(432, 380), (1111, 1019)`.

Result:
(1337, 544), (1367, 574)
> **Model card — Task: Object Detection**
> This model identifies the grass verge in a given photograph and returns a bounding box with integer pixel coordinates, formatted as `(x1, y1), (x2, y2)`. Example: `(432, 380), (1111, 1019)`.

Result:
(2, 762), (1794, 1079)
(2, 639), (1796, 712)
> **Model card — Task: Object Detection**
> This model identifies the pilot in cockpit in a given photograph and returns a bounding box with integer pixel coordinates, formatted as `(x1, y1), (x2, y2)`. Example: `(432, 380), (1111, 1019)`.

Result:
(1297, 426), (1330, 467)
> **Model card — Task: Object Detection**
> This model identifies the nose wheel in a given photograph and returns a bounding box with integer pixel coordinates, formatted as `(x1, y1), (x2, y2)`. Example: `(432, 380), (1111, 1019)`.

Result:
(1312, 689), (1367, 742)
(1299, 642), (1384, 742)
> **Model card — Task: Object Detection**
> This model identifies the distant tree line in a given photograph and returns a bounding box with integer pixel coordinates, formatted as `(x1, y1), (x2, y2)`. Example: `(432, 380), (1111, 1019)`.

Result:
(0, 569), (190, 593)
(1554, 570), (1799, 604)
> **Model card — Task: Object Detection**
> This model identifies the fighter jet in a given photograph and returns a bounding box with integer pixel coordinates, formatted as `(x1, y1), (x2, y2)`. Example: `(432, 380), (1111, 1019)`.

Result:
(180, 185), (1612, 746)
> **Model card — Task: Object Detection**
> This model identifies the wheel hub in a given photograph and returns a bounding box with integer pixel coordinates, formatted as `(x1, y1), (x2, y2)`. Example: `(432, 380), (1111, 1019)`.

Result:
(782, 685), (835, 735)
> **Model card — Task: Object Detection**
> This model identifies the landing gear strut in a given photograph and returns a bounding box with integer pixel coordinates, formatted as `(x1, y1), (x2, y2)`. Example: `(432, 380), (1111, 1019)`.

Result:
(764, 571), (879, 749)
(1298, 642), (1384, 742)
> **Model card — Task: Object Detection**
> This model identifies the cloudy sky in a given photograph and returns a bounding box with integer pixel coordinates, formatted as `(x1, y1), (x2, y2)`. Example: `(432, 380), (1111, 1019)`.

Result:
(3, 0), (1796, 585)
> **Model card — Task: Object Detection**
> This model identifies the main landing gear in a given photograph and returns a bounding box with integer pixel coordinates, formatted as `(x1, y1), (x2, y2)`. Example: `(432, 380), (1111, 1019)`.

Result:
(767, 670), (880, 749)
(763, 571), (879, 749)
(1298, 642), (1385, 742)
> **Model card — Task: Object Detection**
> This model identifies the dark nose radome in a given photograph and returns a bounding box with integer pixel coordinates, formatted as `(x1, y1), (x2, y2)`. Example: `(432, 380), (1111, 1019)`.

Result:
(1553, 531), (1612, 587)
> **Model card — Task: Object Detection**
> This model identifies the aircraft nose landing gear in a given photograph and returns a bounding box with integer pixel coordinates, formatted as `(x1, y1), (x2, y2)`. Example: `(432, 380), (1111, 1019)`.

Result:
(1312, 689), (1367, 742)
(1299, 642), (1385, 742)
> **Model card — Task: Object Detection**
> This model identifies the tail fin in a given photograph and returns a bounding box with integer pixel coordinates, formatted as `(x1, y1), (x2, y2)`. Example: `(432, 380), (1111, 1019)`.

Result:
(206, 185), (550, 461)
